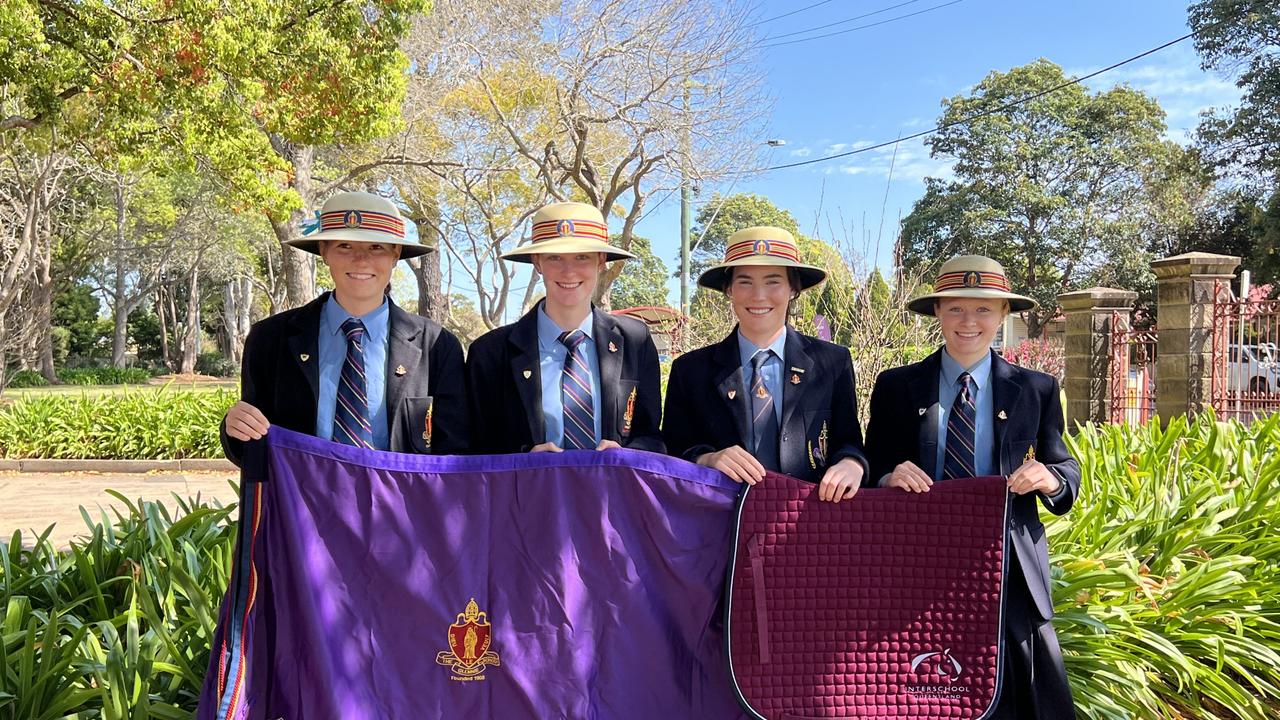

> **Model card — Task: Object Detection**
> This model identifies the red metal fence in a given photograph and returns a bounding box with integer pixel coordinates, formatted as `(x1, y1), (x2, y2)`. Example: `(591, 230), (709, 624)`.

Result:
(1210, 284), (1280, 422)
(1110, 311), (1157, 425)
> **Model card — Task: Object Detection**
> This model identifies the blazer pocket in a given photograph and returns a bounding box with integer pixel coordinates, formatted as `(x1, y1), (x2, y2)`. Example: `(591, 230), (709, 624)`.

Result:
(616, 380), (639, 439)
(803, 409), (830, 470)
(400, 396), (435, 454)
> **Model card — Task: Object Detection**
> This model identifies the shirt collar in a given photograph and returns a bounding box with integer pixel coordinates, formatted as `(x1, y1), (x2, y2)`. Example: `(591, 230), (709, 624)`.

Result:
(322, 293), (390, 342)
(537, 301), (595, 351)
(940, 348), (992, 391)
(737, 327), (787, 368)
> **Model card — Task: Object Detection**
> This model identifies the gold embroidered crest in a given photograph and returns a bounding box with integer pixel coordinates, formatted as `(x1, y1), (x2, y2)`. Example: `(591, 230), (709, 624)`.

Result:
(423, 405), (433, 447)
(622, 387), (637, 436)
(436, 598), (501, 680)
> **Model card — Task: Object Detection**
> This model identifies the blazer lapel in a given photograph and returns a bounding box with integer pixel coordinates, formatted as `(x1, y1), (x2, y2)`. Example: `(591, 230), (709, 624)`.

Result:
(285, 296), (323, 418)
(712, 332), (752, 448)
(990, 351), (1023, 475)
(384, 301), (422, 419)
(508, 308), (545, 444)
(592, 308), (625, 440)
(780, 328), (813, 433)
(909, 349), (944, 480)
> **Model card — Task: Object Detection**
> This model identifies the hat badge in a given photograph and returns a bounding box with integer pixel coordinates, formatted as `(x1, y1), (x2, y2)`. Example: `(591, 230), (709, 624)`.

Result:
(556, 219), (575, 237)
(963, 271), (981, 288)
(752, 239), (770, 256)
(343, 210), (363, 228)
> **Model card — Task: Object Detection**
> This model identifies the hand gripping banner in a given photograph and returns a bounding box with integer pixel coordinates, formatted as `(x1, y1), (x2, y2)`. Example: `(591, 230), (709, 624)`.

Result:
(198, 428), (1009, 719)
(726, 473), (1010, 719)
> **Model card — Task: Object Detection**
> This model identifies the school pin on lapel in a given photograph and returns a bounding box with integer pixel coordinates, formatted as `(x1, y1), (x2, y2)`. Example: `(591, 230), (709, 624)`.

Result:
(918, 408), (927, 416)
(522, 369), (532, 379)
(727, 389), (737, 400)
(997, 410), (1008, 420)
(608, 341), (618, 353)
(395, 365), (407, 376)
(790, 374), (801, 385)
(299, 354), (310, 362)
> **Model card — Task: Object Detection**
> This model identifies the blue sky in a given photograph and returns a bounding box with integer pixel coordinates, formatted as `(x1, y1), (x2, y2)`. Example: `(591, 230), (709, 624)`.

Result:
(404, 1), (1242, 321)
(626, 0), (1241, 302)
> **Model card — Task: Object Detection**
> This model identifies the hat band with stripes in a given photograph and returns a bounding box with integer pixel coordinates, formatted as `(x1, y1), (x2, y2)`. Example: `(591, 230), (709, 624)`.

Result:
(319, 209), (406, 240)
(934, 270), (1011, 292)
(531, 218), (609, 243)
(724, 238), (801, 263)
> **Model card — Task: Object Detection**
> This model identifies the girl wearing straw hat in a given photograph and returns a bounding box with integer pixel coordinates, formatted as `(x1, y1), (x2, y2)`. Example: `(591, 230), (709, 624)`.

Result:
(465, 201), (664, 454)
(662, 227), (868, 500)
(864, 254), (1079, 720)
(220, 191), (470, 461)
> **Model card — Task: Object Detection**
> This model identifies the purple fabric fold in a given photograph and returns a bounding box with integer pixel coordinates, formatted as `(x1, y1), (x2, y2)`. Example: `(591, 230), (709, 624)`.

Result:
(198, 426), (748, 719)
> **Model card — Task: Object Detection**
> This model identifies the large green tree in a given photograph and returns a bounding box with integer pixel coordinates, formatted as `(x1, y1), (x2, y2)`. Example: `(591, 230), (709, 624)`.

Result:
(611, 236), (671, 310)
(1190, 0), (1280, 184)
(1, 0), (428, 307)
(899, 59), (1206, 336)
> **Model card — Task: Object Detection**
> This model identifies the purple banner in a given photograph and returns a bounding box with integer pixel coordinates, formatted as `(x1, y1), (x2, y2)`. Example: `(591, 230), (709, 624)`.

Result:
(198, 427), (748, 719)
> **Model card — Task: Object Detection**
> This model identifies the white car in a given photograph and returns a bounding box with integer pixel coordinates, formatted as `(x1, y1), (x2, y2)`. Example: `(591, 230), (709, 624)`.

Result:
(1227, 343), (1280, 394)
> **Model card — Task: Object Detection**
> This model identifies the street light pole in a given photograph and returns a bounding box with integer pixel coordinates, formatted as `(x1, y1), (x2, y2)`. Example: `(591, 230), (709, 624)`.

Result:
(679, 83), (692, 318)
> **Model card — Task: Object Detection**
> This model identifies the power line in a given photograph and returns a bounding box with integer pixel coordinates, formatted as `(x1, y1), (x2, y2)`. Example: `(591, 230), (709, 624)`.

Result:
(752, 0), (839, 27)
(760, 0), (964, 49)
(762, 0), (926, 41)
(764, 32), (1195, 171)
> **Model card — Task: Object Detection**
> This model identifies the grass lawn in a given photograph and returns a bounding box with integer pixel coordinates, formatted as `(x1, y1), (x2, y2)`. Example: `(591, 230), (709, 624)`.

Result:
(0, 377), (237, 403)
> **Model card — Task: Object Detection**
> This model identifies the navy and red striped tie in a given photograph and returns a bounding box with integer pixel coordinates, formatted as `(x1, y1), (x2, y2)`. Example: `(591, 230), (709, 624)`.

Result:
(333, 318), (374, 448)
(559, 330), (596, 450)
(942, 372), (977, 480)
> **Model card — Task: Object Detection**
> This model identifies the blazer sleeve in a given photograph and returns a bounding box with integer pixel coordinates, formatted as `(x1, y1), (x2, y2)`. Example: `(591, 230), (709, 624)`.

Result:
(661, 358), (713, 463)
(220, 322), (272, 468)
(623, 330), (666, 453)
(464, 334), (500, 454)
(863, 371), (903, 487)
(826, 347), (869, 475)
(1037, 377), (1079, 515)
(427, 329), (471, 455)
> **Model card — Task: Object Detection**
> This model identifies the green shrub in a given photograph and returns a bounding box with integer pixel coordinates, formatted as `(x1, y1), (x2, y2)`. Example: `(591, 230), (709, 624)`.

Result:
(0, 491), (238, 717)
(1054, 413), (1280, 719)
(195, 353), (238, 378)
(0, 388), (236, 459)
(58, 367), (152, 385)
(5, 370), (49, 389)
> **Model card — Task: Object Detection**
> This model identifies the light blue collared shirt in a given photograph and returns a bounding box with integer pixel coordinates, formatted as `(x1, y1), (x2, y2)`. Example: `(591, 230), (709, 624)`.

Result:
(538, 304), (603, 447)
(316, 295), (390, 450)
(935, 351), (995, 480)
(738, 329), (786, 422)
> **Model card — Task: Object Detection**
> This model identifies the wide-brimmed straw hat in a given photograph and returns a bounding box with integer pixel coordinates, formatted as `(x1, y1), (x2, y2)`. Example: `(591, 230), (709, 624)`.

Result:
(906, 255), (1038, 316)
(696, 226), (827, 291)
(501, 202), (635, 263)
(286, 191), (433, 259)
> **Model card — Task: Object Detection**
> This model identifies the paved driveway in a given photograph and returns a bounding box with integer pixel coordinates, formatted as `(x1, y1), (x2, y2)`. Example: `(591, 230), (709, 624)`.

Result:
(0, 471), (240, 547)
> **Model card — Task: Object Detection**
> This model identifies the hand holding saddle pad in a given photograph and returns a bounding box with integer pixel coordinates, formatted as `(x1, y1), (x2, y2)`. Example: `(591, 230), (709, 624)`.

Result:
(726, 473), (1010, 719)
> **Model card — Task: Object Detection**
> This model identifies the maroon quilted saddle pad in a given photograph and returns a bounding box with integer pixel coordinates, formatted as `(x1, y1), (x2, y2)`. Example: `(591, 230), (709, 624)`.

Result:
(726, 474), (1010, 719)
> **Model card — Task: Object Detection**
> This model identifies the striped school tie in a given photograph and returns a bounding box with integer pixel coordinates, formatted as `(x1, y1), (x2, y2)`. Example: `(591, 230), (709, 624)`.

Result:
(333, 318), (374, 449)
(942, 372), (977, 480)
(750, 350), (780, 471)
(559, 330), (596, 450)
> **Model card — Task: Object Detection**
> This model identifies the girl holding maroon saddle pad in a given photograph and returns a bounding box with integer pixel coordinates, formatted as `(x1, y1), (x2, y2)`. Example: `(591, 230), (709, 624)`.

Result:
(864, 254), (1080, 720)
(662, 226), (869, 501)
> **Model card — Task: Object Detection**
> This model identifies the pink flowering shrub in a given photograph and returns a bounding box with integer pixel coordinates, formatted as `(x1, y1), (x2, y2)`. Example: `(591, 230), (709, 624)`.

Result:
(1003, 338), (1065, 381)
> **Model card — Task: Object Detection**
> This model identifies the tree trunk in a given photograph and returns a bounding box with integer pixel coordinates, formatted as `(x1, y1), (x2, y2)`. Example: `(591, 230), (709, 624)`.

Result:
(180, 266), (201, 374)
(272, 142), (317, 309)
(409, 230), (446, 322)
(237, 276), (253, 362)
(167, 285), (181, 370)
(157, 288), (172, 371)
(33, 242), (56, 382)
(110, 177), (130, 367)
(221, 281), (237, 360)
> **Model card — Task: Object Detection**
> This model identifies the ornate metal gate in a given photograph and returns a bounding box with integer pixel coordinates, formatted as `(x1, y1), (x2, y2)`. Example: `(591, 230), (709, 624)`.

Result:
(1110, 311), (1157, 425)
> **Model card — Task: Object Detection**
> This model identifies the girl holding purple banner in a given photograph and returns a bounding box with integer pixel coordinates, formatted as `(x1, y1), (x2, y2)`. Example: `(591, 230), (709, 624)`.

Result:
(220, 191), (471, 463)
(465, 201), (665, 455)
(864, 254), (1079, 720)
(662, 226), (869, 501)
